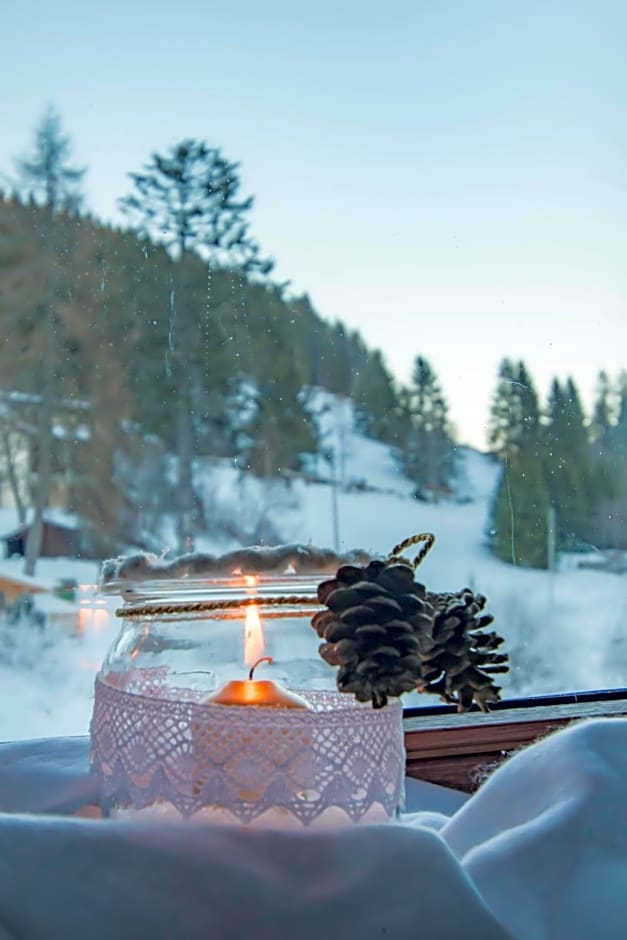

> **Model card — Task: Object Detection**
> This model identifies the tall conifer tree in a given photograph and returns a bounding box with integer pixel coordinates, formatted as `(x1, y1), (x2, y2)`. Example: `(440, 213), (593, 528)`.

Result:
(588, 371), (627, 548)
(488, 358), (521, 458)
(612, 372), (627, 458)
(490, 453), (550, 569)
(588, 370), (620, 518)
(353, 351), (405, 444)
(12, 109), (85, 573)
(120, 140), (272, 552)
(404, 356), (455, 497)
(543, 377), (588, 548)
(488, 361), (550, 568)
(15, 106), (85, 212)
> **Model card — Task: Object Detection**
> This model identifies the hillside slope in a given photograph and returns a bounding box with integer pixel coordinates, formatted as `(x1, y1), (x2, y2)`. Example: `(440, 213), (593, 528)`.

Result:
(1, 397), (626, 740)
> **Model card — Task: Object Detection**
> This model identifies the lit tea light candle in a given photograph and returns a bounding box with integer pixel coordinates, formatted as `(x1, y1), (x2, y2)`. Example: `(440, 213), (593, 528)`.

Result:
(206, 657), (310, 709)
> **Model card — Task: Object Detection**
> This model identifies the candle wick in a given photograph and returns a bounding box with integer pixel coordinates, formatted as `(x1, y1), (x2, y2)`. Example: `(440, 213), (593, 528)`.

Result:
(249, 656), (273, 680)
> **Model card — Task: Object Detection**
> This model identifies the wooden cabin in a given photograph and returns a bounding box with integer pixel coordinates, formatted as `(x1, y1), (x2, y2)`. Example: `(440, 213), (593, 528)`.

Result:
(1, 520), (81, 560)
(0, 570), (49, 605)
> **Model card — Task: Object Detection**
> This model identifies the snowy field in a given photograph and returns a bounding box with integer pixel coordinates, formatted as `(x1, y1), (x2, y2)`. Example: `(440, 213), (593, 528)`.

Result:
(1, 395), (626, 741)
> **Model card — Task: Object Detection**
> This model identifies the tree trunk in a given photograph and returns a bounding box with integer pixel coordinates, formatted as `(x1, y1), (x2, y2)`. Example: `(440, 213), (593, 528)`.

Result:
(24, 342), (53, 576)
(1, 429), (26, 525)
(176, 369), (195, 555)
(24, 323), (54, 576)
(171, 250), (196, 556)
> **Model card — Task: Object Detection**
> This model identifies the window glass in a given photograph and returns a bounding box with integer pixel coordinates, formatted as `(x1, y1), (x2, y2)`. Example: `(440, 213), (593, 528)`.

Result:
(1, 2), (625, 739)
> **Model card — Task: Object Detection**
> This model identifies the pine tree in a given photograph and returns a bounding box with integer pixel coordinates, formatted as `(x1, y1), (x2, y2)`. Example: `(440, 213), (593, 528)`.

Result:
(234, 285), (318, 476)
(58, 220), (132, 553)
(590, 370), (614, 447)
(543, 377), (589, 548)
(488, 361), (548, 568)
(612, 372), (627, 458)
(10, 111), (86, 573)
(120, 140), (272, 552)
(15, 106), (85, 212)
(487, 359), (541, 460)
(589, 371), (627, 549)
(490, 453), (550, 569)
(516, 362), (542, 454)
(588, 370), (621, 530)
(563, 377), (590, 455)
(243, 375), (318, 478)
(487, 358), (519, 458)
(404, 356), (455, 497)
(352, 350), (405, 445)
(315, 322), (355, 396)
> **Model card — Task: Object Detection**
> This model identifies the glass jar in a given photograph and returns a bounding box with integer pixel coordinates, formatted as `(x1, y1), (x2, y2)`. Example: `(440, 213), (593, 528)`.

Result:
(99, 574), (331, 694)
(90, 575), (406, 827)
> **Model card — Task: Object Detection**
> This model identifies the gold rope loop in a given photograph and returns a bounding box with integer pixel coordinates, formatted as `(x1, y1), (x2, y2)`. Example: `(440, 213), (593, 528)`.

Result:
(387, 532), (435, 570)
(115, 594), (319, 619)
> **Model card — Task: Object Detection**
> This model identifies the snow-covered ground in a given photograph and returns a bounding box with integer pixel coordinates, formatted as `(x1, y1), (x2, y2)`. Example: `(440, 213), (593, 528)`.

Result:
(1, 394), (626, 742)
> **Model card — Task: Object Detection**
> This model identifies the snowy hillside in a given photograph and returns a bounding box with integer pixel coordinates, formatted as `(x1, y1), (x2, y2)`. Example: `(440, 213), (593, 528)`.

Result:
(1, 394), (626, 742)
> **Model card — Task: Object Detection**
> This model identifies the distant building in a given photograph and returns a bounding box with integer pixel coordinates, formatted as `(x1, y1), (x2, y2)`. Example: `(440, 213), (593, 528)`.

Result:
(1, 518), (82, 560)
(0, 570), (48, 605)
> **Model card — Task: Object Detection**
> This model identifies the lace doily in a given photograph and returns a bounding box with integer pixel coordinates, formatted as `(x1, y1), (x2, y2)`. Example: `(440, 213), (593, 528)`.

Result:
(90, 670), (405, 826)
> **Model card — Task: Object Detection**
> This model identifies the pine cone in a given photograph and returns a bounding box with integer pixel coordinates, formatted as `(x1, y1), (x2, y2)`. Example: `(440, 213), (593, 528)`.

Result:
(419, 589), (508, 712)
(312, 561), (508, 712)
(312, 560), (433, 708)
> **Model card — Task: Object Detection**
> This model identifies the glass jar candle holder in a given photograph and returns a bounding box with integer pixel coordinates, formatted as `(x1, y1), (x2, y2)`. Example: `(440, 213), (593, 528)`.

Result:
(90, 574), (405, 827)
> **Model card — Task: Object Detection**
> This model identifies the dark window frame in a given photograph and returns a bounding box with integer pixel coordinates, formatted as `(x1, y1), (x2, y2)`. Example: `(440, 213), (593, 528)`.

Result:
(403, 687), (627, 792)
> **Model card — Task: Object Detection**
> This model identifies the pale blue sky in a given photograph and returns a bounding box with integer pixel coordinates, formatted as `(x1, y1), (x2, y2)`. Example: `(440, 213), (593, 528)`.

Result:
(2, 0), (626, 445)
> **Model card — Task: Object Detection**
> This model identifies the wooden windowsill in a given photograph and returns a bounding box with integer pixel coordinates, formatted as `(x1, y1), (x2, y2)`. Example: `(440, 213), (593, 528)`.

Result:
(403, 688), (627, 793)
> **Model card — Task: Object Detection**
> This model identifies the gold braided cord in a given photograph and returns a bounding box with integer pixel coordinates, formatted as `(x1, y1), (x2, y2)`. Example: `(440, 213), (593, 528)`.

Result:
(116, 595), (319, 619)
(387, 532), (435, 570)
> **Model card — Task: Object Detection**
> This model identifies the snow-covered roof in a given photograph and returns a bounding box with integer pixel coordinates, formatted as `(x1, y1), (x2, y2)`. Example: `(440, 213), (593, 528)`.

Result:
(0, 565), (53, 591)
(0, 508), (81, 540)
(42, 509), (81, 529)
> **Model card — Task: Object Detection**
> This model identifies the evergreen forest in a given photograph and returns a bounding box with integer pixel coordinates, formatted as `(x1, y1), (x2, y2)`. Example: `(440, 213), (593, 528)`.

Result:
(0, 109), (624, 571)
(488, 361), (627, 567)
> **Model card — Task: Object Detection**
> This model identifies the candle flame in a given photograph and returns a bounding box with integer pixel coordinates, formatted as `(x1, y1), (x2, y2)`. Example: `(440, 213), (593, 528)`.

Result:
(243, 575), (265, 665)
